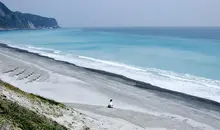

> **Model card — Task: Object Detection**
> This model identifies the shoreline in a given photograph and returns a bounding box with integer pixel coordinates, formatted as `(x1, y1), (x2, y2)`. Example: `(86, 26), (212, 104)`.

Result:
(1, 42), (220, 108)
(1, 42), (220, 129)
(0, 27), (60, 32)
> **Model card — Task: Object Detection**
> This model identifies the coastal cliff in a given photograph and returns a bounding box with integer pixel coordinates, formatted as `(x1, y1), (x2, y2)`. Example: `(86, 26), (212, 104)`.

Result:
(0, 2), (59, 29)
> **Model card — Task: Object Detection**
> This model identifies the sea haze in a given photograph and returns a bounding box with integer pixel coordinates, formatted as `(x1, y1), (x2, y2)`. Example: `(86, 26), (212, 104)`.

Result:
(0, 27), (220, 102)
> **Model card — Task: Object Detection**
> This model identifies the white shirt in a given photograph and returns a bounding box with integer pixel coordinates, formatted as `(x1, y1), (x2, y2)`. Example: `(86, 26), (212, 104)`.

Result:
(109, 101), (113, 107)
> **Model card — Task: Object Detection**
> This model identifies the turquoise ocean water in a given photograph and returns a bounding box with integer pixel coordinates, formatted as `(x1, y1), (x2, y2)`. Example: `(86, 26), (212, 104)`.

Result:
(0, 27), (220, 102)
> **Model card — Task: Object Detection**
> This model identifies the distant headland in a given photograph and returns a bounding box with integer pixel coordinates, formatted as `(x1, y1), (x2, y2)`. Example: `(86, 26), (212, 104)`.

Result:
(0, 1), (59, 30)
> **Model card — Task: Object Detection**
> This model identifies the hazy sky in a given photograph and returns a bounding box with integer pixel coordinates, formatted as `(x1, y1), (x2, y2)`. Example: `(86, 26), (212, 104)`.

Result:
(1, 0), (220, 27)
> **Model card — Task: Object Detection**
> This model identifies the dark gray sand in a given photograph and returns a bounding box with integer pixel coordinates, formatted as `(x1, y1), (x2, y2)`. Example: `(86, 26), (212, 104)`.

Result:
(1, 43), (220, 130)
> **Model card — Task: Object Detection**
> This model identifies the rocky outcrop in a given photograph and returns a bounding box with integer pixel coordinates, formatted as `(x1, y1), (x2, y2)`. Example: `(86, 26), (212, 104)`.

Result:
(0, 2), (59, 29)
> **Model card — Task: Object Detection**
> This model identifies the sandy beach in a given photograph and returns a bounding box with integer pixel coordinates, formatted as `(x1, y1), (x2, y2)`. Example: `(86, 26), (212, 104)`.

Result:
(1, 43), (220, 130)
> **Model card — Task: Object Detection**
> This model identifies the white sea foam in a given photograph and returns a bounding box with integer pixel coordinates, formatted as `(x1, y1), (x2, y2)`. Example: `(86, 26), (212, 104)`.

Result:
(2, 41), (220, 103)
(0, 40), (61, 54)
(27, 46), (61, 54)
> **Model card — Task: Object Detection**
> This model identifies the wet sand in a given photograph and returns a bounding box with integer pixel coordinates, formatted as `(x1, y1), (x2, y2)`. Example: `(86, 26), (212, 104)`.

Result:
(1, 43), (220, 130)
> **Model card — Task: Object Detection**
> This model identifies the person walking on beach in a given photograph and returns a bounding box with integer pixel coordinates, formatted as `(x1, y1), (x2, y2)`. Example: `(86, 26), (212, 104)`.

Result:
(107, 99), (113, 108)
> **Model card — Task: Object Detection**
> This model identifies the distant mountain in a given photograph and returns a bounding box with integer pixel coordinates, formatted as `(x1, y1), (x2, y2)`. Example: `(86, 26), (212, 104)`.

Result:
(0, 2), (59, 29)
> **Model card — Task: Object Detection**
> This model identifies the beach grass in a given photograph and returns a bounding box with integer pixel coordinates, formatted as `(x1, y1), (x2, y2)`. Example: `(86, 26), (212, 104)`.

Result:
(0, 80), (65, 108)
(0, 80), (68, 129)
(0, 97), (67, 130)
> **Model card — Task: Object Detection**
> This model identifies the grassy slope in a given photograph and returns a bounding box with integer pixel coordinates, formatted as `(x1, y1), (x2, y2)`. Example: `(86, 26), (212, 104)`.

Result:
(0, 80), (67, 130)
(0, 80), (65, 108)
